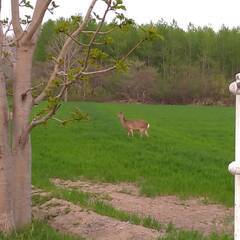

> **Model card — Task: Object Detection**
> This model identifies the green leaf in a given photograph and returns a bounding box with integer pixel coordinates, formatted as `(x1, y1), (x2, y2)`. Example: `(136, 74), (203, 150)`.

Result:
(144, 27), (164, 41)
(70, 107), (89, 121)
(104, 36), (113, 45)
(90, 48), (109, 61)
(55, 20), (69, 33)
(115, 59), (128, 72)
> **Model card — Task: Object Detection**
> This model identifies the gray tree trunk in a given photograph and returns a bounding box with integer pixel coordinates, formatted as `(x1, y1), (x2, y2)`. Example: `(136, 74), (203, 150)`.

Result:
(0, 41), (38, 232)
(11, 45), (34, 228)
(0, 63), (15, 232)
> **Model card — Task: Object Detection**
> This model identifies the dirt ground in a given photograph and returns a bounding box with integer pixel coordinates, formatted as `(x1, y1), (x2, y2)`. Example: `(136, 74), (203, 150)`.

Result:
(32, 178), (233, 240)
(33, 198), (163, 240)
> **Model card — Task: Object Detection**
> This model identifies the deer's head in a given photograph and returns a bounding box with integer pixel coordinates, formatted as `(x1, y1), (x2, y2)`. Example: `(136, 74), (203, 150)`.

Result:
(118, 112), (124, 119)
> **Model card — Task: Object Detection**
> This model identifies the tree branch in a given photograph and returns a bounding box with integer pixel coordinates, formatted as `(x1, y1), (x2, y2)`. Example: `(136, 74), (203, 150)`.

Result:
(55, 1), (113, 96)
(11, 0), (23, 38)
(31, 104), (61, 127)
(21, 82), (44, 100)
(64, 32), (89, 47)
(82, 29), (114, 35)
(22, 103), (61, 144)
(78, 38), (145, 77)
(52, 117), (65, 124)
(81, 66), (116, 76)
(54, 36), (146, 97)
(122, 38), (145, 61)
(82, 0), (112, 72)
(65, 32), (106, 48)
(34, 0), (98, 105)
(23, 0), (52, 42)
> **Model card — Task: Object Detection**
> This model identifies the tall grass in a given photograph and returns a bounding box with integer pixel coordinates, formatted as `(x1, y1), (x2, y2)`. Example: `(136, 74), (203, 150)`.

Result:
(32, 102), (235, 206)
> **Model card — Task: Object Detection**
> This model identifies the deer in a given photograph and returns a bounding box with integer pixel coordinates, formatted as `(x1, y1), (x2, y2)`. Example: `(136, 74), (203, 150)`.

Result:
(118, 112), (150, 137)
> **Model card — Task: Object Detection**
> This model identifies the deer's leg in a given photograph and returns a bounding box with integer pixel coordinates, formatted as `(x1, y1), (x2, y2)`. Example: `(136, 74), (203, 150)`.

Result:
(139, 129), (144, 137)
(130, 129), (134, 137)
(144, 129), (149, 137)
(127, 129), (133, 137)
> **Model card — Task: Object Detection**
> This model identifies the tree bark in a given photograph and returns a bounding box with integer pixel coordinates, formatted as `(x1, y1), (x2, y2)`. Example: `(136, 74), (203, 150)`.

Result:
(12, 45), (34, 227)
(0, 63), (15, 232)
(12, 140), (32, 228)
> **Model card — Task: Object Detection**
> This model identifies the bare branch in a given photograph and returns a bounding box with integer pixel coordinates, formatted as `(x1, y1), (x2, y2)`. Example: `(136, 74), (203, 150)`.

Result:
(81, 66), (116, 76)
(52, 117), (65, 124)
(65, 32), (106, 47)
(82, 0), (112, 72)
(65, 32), (105, 47)
(54, 75), (79, 102)
(82, 29), (114, 35)
(31, 104), (61, 127)
(64, 32), (89, 47)
(34, 0), (98, 105)
(23, 0), (52, 42)
(11, 0), (23, 38)
(122, 38), (145, 61)
(92, 41), (105, 46)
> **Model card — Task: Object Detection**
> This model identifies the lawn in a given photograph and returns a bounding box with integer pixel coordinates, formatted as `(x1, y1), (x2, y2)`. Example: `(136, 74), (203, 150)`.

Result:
(32, 102), (235, 206)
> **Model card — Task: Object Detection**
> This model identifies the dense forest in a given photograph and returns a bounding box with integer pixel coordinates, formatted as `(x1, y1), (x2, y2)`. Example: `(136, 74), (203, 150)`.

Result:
(33, 18), (240, 104)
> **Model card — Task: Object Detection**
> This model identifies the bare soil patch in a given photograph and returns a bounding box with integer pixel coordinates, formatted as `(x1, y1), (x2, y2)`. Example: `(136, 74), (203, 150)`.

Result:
(33, 198), (162, 240)
(51, 178), (233, 235)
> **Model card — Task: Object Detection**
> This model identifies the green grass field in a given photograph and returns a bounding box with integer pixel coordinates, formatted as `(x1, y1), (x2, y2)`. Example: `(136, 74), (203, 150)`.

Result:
(32, 102), (235, 206)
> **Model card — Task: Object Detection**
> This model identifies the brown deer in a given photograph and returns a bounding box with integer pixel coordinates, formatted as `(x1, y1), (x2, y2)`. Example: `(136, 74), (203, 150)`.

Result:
(118, 112), (150, 137)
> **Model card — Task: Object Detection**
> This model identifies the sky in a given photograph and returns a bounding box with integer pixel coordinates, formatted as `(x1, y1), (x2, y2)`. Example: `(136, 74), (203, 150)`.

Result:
(2, 0), (240, 31)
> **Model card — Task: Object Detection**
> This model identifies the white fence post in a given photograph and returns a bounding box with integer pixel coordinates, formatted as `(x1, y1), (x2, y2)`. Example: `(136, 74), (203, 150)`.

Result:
(229, 73), (240, 239)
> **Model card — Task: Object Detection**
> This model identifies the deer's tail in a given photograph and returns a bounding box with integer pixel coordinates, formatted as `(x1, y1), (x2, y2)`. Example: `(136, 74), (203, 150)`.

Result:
(147, 123), (150, 129)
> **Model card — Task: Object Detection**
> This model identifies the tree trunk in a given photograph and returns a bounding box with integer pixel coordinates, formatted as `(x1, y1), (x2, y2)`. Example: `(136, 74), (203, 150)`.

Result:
(0, 64), (15, 232)
(12, 45), (34, 228)
(12, 141), (32, 228)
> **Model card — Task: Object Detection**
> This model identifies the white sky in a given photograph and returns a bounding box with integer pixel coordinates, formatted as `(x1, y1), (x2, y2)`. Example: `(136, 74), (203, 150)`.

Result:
(2, 0), (240, 31)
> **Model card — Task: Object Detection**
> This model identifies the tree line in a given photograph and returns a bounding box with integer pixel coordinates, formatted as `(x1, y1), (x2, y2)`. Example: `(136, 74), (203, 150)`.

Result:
(34, 18), (240, 104)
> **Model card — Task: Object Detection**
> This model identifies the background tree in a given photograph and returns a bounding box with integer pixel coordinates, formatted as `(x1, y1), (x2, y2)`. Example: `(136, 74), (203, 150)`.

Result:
(35, 19), (239, 104)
